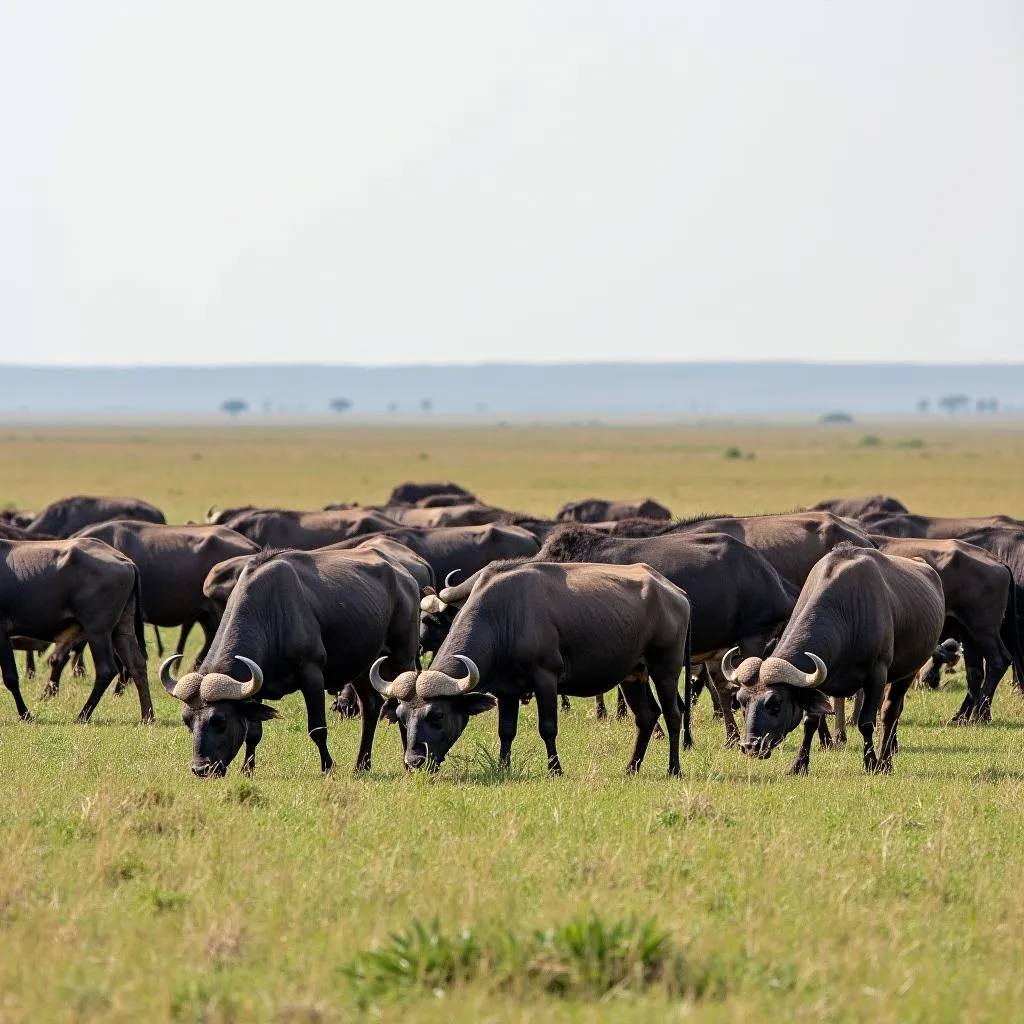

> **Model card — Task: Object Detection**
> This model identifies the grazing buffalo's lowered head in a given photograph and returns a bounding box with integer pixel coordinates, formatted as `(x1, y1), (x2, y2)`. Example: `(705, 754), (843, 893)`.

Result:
(721, 647), (831, 758)
(161, 654), (278, 777)
(370, 655), (495, 770)
(417, 570), (465, 653)
(918, 638), (962, 689)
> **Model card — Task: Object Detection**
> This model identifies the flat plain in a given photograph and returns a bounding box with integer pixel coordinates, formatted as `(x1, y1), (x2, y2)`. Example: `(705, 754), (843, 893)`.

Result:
(2, 419), (1024, 1023)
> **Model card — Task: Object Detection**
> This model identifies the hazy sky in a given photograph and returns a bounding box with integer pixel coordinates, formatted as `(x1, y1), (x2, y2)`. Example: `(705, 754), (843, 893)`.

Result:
(2, 2), (1022, 366)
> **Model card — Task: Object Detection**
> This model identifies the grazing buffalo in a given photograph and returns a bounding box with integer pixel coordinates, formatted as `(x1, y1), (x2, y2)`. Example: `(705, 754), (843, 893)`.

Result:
(333, 524), (540, 589)
(868, 536), (1023, 724)
(724, 545), (944, 775)
(669, 512), (875, 589)
(387, 482), (477, 505)
(808, 495), (909, 518)
(161, 547), (420, 776)
(860, 514), (1023, 539)
(377, 504), (507, 528)
(1, 537), (151, 721)
(223, 508), (400, 549)
(555, 498), (671, 523)
(0, 522), (52, 541)
(427, 524), (793, 746)
(73, 521), (260, 665)
(0, 509), (33, 528)
(371, 561), (692, 775)
(24, 495), (166, 536)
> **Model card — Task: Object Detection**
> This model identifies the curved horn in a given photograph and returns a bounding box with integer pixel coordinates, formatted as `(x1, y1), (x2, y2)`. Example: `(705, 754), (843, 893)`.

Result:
(160, 654), (183, 694)
(420, 593), (448, 614)
(369, 657), (418, 701)
(720, 646), (741, 683)
(444, 569), (462, 588)
(198, 656), (264, 703)
(206, 505), (216, 520)
(234, 656), (264, 698)
(415, 655), (481, 698)
(762, 653), (828, 689)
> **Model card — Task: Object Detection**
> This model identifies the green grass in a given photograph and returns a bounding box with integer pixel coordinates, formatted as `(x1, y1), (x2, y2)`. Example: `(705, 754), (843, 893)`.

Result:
(2, 422), (1024, 1021)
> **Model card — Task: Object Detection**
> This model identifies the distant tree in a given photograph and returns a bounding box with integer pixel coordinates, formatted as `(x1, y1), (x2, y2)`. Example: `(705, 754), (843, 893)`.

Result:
(420, 398), (433, 414)
(329, 397), (353, 414)
(261, 398), (272, 414)
(220, 399), (248, 417)
(917, 398), (930, 415)
(819, 411), (854, 424)
(976, 398), (998, 414)
(387, 401), (399, 414)
(937, 394), (971, 415)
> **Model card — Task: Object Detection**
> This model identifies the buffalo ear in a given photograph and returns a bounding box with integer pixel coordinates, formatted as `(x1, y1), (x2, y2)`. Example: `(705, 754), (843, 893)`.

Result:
(795, 689), (833, 718)
(455, 693), (497, 717)
(242, 702), (280, 722)
(380, 697), (400, 723)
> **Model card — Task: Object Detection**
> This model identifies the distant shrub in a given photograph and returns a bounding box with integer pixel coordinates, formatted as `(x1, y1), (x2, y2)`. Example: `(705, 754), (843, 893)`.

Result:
(724, 446), (743, 459)
(820, 412), (854, 424)
(896, 438), (926, 449)
(859, 435), (882, 447)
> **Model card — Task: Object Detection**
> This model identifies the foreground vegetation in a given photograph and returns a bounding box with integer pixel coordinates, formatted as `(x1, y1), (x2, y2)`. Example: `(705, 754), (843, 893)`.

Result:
(2, 420), (1023, 1022)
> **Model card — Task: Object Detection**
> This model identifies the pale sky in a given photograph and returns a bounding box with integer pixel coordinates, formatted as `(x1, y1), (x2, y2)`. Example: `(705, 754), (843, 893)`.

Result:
(2, 1), (1022, 366)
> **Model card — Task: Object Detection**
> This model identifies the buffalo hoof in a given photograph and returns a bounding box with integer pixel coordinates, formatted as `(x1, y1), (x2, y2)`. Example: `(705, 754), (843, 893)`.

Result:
(652, 724), (665, 740)
(948, 714), (971, 727)
(870, 760), (894, 775)
(833, 732), (848, 747)
(76, 712), (92, 724)
(667, 764), (681, 778)
(818, 735), (835, 752)
(786, 760), (809, 775)
(723, 733), (740, 749)
(40, 684), (59, 700)
(19, 710), (33, 722)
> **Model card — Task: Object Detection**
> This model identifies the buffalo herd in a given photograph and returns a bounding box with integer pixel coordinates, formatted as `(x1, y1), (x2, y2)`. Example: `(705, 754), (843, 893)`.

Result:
(2, 488), (1022, 779)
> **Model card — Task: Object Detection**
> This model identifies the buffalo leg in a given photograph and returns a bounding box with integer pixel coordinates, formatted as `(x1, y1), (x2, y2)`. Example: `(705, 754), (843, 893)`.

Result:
(299, 668), (335, 772)
(76, 635), (120, 722)
(559, 694), (571, 713)
(649, 668), (683, 776)
(616, 686), (628, 719)
(594, 693), (607, 718)
(534, 680), (562, 775)
(497, 694), (520, 768)
(43, 638), (77, 698)
(858, 671), (887, 773)
(111, 607), (153, 722)
(787, 715), (818, 775)
(152, 626), (164, 656)
(241, 739), (258, 776)
(350, 675), (383, 773)
(833, 696), (847, 745)
(705, 665), (741, 747)
(619, 680), (658, 775)
(950, 643), (985, 724)
(978, 638), (1012, 721)
(876, 677), (913, 773)
(24, 650), (36, 679)
(817, 717), (834, 750)
(0, 632), (31, 720)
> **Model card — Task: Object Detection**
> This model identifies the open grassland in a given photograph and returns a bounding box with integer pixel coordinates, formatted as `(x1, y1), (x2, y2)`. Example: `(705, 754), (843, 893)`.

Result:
(2, 420), (1024, 1023)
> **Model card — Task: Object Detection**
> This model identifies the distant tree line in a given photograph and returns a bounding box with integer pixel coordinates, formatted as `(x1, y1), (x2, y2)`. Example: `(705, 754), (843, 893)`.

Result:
(917, 395), (999, 415)
(218, 397), (439, 416)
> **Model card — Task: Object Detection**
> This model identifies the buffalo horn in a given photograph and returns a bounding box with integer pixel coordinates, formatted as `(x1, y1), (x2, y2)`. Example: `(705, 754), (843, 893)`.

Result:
(160, 654), (202, 702)
(415, 654), (480, 698)
(444, 569), (462, 588)
(198, 655), (264, 703)
(420, 593), (448, 614)
(369, 656), (418, 701)
(721, 646), (742, 683)
(762, 652), (828, 689)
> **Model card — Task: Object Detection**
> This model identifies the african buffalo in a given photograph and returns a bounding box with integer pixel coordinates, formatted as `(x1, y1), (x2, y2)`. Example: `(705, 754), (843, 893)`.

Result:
(724, 545), (944, 775)
(161, 547), (420, 776)
(387, 482), (477, 505)
(555, 498), (671, 523)
(371, 561), (692, 775)
(223, 508), (400, 549)
(24, 495), (166, 537)
(72, 521), (261, 666)
(808, 495), (909, 518)
(205, 504), (258, 525)
(868, 536), (1023, 724)
(1, 537), (151, 721)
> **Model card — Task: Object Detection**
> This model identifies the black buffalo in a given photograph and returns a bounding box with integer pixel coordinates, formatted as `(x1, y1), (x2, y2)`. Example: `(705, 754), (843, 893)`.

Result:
(371, 561), (692, 775)
(223, 508), (400, 549)
(808, 495), (909, 518)
(724, 545), (944, 775)
(24, 495), (166, 537)
(161, 547), (420, 776)
(387, 482), (477, 505)
(1, 537), (151, 721)
(555, 498), (671, 523)
(73, 521), (260, 666)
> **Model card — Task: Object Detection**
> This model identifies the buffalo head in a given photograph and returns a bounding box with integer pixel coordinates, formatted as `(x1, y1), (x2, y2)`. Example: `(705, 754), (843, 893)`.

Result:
(161, 654), (278, 777)
(721, 647), (831, 758)
(370, 655), (494, 770)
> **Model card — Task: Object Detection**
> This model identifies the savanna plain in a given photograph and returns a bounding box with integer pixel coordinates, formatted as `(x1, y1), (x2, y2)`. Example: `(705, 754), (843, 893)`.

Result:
(2, 420), (1024, 1023)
